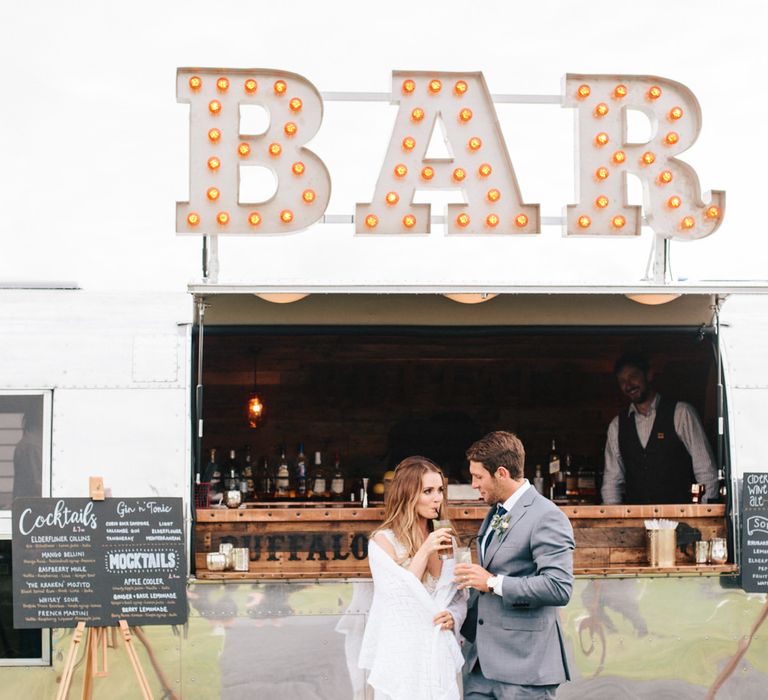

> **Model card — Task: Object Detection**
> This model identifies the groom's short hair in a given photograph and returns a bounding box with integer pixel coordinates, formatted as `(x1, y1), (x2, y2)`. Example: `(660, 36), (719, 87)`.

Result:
(466, 431), (525, 479)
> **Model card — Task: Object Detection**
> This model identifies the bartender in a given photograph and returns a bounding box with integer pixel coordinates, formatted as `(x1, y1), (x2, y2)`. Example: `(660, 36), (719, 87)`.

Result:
(602, 352), (718, 504)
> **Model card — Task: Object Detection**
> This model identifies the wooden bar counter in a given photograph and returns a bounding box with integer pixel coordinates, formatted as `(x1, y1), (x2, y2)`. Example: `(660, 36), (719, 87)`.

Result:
(194, 502), (736, 580)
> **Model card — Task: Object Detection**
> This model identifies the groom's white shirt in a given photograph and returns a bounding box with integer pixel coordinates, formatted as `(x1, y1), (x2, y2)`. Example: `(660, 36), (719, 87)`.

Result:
(481, 479), (531, 596)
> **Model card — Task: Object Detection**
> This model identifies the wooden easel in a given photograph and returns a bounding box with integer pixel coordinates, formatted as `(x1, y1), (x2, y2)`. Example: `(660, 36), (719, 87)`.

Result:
(55, 478), (153, 700)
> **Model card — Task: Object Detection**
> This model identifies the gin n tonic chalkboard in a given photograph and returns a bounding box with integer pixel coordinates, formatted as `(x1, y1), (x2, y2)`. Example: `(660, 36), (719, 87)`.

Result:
(742, 472), (768, 593)
(12, 497), (187, 628)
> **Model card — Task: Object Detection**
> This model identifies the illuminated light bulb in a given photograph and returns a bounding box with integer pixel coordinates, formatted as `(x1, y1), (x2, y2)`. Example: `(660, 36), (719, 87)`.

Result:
(411, 107), (425, 122)
(217, 212), (230, 225)
(420, 166), (434, 180)
(207, 157), (220, 171)
(289, 97), (303, 112)
(280, 209), (294, 223)
(292, 161), (306, 176)
(664, 131), (679, 145)
(486, 189), (501, 202)
(595, 167), (609, 180)
(452, 167), (467, 182)
(658, 170), (673, 184)
(238, 143), (251, 157)
(385, 191), (399, 205)
(248, 212), (262, 226)
(478, 163), (492, 177)
(612, 150), (626, 164)
(187, 212), (200, 226)
(209, 100), (222, 115)
(206, 187), (220, 201)
(454, 80), (468, 95)
(468, 137), (482, 151)
(456, 212), (470, 228)
(577, 215), (591, 228)
(486, 214), (500, 228)
(274, 80), (287, 95)
(402, 136), (416, 151)
(216, 77), (229, 92)
(208, 128), (222, 142)
(402, 79), (416, 95)
(514, 213), (528, 228)
(403, 214), (417, 228)
(428, 79), (442, 94)
(613, 84), (628, 99)
(189, 76), (202, 90)
(394, 163), (408, 178)
(577, 84), (591, 99)
(269, 142), (282, 157)
(459, 108), (473, 122)
(641, 151), (656, 165)
(365, 214), (379, 229)
(611, 215), (626, 229)
(647, 85), (662, 100)
(667, 196), (682, 209)
(680, 216), (695, 230)
(284, 122), (298, 136)
(244, 79), (258, 94)
(595, 132), (609, 146)
(302, 189), (316, 203)
(595, 195), (609, 209)
(669, 106), (683, 120)
(706, 205), (721, 219)
(594, 103), (609, 117)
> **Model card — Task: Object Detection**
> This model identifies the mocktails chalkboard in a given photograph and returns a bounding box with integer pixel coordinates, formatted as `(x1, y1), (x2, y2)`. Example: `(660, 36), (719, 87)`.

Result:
(12, 497), (187, 628)
(742, 473), (768, 593)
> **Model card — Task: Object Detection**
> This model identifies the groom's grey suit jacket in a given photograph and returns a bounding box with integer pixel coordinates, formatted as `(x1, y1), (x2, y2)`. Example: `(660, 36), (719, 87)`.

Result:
(461, 488), (575, 686)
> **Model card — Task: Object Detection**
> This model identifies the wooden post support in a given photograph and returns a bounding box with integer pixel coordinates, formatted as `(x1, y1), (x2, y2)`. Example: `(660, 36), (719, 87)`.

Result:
(119, 620), (153, 700)
(56, 621), (86, 700)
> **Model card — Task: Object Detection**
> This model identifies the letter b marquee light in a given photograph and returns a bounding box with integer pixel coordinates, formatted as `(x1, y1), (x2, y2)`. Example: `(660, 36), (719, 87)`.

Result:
(176, 68), (331, 235)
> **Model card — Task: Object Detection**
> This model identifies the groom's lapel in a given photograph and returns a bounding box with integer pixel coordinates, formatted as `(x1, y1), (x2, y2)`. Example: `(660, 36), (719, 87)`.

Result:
(477, 507), (495, 562)
(484, 490), (535, 567)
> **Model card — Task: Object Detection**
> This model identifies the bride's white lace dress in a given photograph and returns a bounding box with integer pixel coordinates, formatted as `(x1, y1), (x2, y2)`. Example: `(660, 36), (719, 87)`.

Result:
(358, 529), (467, 700)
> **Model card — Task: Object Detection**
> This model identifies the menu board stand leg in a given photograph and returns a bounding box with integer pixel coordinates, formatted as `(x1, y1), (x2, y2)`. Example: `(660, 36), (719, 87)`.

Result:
(56, 621), (86, 700)
(55, 621), (153, 700)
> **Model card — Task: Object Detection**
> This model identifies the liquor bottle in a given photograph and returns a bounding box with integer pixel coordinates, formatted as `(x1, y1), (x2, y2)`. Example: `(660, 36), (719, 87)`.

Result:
(330, 450), (345, 501)
(311, 451), (329, 500)
(564, 454), (579, 503)
(548, 440), (566, 502)
(242, 445), (255, 501)
(548, 439), (561, 477)
(261, 457), (275, 500)
(295, 442), (308, 499)
(223, 449), (240, 492)
(533, 464), (545, 496)
(275, 447), (291, 498)
(203, 448), (222, 494)
(716, 468), (727, 503)
(577, 465), (597, 504)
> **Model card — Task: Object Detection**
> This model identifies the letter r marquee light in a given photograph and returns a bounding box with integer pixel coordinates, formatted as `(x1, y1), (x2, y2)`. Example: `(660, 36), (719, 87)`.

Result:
(176, 69), (723, 241)
(564, 74), (724, 241)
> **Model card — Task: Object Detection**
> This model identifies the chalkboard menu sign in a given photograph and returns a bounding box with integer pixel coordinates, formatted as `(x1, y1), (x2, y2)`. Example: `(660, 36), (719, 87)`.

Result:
(742, 473), (768, 593)
(12, 498), (187, 628)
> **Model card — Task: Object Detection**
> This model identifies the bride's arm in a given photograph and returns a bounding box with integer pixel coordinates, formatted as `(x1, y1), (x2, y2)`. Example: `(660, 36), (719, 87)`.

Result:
(372, 530), (451, 581)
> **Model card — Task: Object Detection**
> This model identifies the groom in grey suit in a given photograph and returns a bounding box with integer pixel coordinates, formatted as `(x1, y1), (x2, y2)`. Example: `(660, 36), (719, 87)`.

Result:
(455, 431), (575, 699)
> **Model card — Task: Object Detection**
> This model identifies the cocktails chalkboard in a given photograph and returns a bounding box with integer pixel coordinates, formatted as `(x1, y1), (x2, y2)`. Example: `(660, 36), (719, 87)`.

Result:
(12, 497), (187, 628)
(742, 473), (768, 593)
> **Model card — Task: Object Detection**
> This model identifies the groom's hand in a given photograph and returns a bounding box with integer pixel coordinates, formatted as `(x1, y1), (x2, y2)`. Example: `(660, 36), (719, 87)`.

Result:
(454, 563), (491, 591)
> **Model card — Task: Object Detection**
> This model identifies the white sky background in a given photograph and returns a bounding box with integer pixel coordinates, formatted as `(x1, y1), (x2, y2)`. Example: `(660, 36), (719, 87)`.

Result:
(0, 0), (766, 291)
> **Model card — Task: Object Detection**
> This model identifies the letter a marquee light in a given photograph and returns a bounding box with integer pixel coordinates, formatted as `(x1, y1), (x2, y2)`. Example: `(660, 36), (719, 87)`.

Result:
(177, 69), (723, 241)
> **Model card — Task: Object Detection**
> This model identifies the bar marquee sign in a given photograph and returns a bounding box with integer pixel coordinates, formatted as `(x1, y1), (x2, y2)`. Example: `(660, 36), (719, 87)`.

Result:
(177, 69), (724, 240)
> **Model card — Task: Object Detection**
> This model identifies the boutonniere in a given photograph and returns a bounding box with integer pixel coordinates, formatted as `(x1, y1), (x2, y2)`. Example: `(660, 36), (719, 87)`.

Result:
(489, 512), (511, 542)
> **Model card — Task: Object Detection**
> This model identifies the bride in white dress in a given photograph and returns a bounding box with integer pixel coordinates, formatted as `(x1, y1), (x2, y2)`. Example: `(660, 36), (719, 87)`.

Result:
(359, 456), (467, 700)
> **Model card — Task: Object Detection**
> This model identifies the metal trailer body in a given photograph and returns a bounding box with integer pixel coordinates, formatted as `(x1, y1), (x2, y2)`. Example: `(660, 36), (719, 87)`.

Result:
(0, 288), (767, 699)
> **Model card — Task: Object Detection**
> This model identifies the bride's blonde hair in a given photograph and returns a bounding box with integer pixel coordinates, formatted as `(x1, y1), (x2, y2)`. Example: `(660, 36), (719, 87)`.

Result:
(374, 456), (446, 562)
